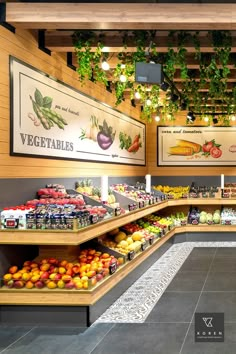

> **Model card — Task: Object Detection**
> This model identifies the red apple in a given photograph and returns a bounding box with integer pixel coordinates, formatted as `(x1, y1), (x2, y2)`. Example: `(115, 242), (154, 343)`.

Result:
(9, 266), (18, 274)
(14, 280), (24, 289)
(40, 271), (50, 280)
(96, 273), (104, 281)
(35, 280), (44, 289)
(65, 280), (75, 289)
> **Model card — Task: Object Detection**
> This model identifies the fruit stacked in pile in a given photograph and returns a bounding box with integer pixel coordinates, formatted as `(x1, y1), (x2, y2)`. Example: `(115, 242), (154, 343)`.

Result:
(153, 185), (190, 199)
(2, 248), (120, 290)
(110, 184), (153, 203)
(100, 228), (147, 255)
(141, 214), (174, 232)
(76, 179), (116, 205)
(26, 184), (86, 206)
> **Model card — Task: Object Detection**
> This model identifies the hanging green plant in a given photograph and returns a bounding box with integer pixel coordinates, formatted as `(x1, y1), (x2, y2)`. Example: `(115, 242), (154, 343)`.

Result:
(72, 29), (234, 124)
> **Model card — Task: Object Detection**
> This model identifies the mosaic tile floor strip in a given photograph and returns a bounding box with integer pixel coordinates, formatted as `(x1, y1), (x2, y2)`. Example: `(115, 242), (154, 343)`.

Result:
(95, 242), (236, 324)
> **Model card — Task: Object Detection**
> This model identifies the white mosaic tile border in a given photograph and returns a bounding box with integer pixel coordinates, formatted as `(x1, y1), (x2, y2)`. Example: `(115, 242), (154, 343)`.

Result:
(95, 242), (236, 324)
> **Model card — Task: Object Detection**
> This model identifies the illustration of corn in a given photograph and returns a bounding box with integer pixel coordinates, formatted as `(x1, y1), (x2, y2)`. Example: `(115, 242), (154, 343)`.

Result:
(169, 139), (201, 156)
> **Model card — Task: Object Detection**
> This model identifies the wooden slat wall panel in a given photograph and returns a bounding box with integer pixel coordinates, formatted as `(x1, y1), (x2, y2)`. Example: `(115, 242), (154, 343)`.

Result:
(0, 26), (147, 178)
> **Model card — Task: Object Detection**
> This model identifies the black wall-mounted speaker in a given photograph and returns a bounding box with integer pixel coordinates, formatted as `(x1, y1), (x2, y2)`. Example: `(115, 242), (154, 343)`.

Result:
(135, 62), (164, 85)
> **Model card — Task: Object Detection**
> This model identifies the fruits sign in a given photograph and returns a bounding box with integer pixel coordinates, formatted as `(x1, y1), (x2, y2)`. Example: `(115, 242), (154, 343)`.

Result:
(157, 126), (236, 166)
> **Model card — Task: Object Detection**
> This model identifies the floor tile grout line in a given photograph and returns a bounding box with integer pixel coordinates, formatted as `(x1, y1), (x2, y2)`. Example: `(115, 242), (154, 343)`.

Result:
(178, 247), (218, 354)
(89, 324), (115, 354)
(0, 326), (37, 354)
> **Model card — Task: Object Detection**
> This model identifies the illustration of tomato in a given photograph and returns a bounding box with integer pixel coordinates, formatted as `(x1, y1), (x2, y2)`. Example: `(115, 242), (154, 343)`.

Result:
(202, 140), (214, 153)
(210, 146), (222, 158)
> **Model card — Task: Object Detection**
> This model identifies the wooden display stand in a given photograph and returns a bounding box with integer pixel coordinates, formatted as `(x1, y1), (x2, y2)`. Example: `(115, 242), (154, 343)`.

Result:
(1, 198), (236, 325)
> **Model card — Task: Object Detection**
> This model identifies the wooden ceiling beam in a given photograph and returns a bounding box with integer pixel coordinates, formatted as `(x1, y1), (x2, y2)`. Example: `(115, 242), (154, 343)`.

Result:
(46, 31), (236, 53)
(5, 3), (236, 30)
(71, 54), (236, 70)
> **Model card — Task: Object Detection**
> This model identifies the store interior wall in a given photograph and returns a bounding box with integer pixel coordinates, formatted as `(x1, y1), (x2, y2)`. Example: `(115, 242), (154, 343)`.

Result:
(0, 26), (146, 180)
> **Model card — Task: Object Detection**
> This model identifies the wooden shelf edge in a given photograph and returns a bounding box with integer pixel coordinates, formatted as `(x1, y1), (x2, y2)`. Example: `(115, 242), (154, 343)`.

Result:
(0, 201), (168, 245)
(0, 232), (174, 306)
(0, 197), (235, 245)
(0, 223), (236, 306)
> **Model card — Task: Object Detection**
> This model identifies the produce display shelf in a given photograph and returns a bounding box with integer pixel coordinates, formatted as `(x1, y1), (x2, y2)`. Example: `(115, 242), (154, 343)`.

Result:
(0, 230), (174, 306)
(0, 201), (167, 245)
(0, 198), (235, 245)
(1, 222), (236, 306)
(1, 197), (236, 307)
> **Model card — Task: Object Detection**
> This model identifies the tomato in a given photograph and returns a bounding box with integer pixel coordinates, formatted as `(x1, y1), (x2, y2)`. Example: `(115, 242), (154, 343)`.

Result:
(210, 146), (222, 158)
(202, 141), (214, 153)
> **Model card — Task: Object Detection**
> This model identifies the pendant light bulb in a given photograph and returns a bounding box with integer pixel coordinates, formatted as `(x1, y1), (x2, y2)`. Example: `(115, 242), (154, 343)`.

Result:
(146, 99), (152, 106)
(135, 91), (141, 99)
(155, 115), (160, 122)
(101, 60), (110, 71)
(120, 74), (127, 82)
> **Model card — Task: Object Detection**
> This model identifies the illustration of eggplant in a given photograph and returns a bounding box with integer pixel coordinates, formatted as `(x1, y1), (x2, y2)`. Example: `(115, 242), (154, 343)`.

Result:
(97, 119), (116, 150)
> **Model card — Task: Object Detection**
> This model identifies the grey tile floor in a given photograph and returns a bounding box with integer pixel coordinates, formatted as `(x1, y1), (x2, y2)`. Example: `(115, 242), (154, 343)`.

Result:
(1, 245), (236, 354)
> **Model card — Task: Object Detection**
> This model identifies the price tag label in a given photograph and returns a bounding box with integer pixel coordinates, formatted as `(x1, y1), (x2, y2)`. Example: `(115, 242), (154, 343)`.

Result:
(109, 262), (117, 275)
(225, 220), (231, 225)
(128, 250), (135, 260)
(141, 241), (148, 251)
(128, 204), (134, 211)
(5, 218), (18, 229)
(190, 192), (198, 198)
(115, 207), (121, 216)
(149, 236), (155, 245)
(90, 214), (98, 224)
(192, 219), (199, 225)
(139, 201), (144, 208)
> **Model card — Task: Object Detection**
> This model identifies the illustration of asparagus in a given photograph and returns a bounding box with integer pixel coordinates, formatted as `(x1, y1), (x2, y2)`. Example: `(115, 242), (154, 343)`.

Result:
(29, 89), (68, 130)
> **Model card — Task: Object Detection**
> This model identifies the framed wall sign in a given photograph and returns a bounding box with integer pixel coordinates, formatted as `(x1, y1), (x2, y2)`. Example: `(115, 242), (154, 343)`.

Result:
(157, 126), (236, 166)
(10, 56), (146, 166)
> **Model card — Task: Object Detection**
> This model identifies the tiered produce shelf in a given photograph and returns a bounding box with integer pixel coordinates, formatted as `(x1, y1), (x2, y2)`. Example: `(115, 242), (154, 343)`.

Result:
(1, 198), (236, 306)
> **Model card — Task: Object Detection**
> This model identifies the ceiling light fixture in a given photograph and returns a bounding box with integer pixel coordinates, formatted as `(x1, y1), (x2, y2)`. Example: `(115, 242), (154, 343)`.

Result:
(170, 93), (179, 103)
(101, 60), (110, 71)
(187, 111), (196, 123)
(212, 117), (218, 124)
(119, 74), (127, 83)
(101, 47), (110, 53)
(160, 81), (169, 92)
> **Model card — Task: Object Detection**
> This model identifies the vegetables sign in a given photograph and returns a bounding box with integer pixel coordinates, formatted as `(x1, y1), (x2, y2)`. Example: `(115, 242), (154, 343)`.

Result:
(10, 57), (145, 166)
(157, 126), (236, 166)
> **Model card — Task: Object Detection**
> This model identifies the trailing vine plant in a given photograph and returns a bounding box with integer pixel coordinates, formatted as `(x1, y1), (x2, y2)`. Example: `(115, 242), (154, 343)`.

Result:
(72, 29), (234, 124)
